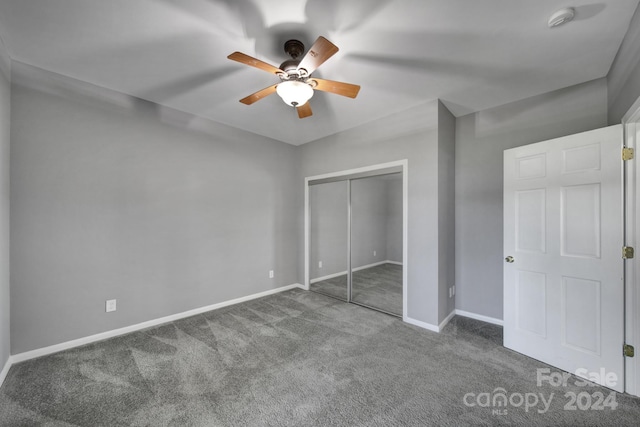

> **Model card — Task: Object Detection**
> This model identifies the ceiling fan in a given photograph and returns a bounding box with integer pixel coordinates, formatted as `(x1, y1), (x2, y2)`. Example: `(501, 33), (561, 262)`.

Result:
(227, 36), (360, 119)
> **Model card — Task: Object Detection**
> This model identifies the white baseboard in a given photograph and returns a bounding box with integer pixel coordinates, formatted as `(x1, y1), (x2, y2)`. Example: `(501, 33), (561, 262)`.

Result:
(403, 316), (440, 333)
(0, 355), (13, 387)
(455, 309), (504, 326)
(352, 260), (389, 272)
(403, 310), (455, 333)
(310, 271), (347, 284)
(9, 283), (304, 366)
(403, 309), (502, 334)
(438, 310), (456, 330)
(310, 261), (402, 284)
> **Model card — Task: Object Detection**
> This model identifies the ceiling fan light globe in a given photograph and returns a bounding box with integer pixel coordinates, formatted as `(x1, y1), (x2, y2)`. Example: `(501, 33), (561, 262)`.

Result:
(276, 80), (314, 107)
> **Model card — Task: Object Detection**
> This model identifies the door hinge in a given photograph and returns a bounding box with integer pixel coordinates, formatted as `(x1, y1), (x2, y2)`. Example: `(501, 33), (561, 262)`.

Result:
(623, 147), (635, 161)
(623, 246), (635, 259)
(624, 344), (635, 358)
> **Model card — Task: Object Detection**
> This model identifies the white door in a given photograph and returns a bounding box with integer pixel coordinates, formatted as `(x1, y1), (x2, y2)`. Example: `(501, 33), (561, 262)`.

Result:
(504, 125), (624, 392)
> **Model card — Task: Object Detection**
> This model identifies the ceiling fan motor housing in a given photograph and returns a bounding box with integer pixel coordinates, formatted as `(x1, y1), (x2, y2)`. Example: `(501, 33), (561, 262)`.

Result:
(284, 39), (305, 59)
(280, 40), (306, 77)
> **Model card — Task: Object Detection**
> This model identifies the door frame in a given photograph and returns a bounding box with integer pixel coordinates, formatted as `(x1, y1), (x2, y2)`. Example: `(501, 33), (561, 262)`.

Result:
(623, 97), (640, 397)
(304, 160), (408, 319)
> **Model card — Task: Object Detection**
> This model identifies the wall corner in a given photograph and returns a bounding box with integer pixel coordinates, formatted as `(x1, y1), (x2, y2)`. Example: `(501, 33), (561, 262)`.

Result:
(437, 100), (456, 324)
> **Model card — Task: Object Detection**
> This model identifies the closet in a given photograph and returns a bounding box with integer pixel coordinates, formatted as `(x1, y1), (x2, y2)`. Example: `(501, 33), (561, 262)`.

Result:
(308, 171), (403, 316)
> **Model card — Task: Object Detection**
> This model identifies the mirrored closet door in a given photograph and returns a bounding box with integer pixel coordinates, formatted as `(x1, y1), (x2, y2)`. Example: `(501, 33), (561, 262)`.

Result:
(351, 173), (403, 316)
(307, 170), (403, 317)
(309, 180), (349, 301)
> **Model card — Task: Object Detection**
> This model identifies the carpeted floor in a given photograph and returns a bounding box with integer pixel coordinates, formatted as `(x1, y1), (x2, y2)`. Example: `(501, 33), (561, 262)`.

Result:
(309, 263), (402, 315)
(1, 288), (640, 426)
(308, 272), (348, 300)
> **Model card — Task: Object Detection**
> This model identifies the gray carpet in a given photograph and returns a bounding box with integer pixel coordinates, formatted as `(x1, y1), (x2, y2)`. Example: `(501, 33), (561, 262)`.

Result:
(352, 263), (402, 315)
(309, 263), (402, 315)
(1, 288), (640, 426)
(308, 272), (349, 300)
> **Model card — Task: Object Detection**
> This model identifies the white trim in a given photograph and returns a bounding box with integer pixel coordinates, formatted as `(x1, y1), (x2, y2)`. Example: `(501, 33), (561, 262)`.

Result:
(304, 176), (310, 291)
(352, 260), (387, 272)
(0, 355), (13, 387)
(624, 98), (640, 397)
(623, 96), (640, 124)
(403, 316), (440, 333)
(311, 262), (416, 283)
(305, 161), (406, 183)
(9, 284), (304, 365)
(310, 270), (347, 284)
(455, 309), (504, 326)
(439, 310), (456, 330)
(304, 160), (409, 319)
(310, 261), (403, 284)
(402, 162), (408, 321)
(347, 181), (352, 302)
(403, 310), (504, 334)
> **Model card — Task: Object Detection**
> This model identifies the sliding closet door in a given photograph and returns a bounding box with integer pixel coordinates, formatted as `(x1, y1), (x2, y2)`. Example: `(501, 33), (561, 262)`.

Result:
(350, 174), (403, 315)
(309, 181), (349, 301)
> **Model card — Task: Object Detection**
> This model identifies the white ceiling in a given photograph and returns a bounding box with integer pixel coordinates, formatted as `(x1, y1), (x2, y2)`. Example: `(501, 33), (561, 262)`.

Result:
(0, 0), (638, 145)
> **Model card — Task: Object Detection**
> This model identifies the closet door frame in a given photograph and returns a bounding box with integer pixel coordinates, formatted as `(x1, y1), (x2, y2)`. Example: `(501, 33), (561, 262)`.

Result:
(304, 160), (408, 319)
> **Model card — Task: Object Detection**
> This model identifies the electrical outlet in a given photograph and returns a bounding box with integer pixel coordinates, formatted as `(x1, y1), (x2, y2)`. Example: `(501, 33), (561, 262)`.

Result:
(373, 250), (377, 257)
(269, 270), (274, 279)
(319, 261), (323, 268)
(106, 299), (117, 313)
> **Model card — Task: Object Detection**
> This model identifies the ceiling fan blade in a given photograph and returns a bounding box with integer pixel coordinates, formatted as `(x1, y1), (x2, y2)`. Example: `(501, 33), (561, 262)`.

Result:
(239, 84), (278, 105)
(297, 36), (339, 75)
(228, 52), (284, 75)
(297, 102), (313, 119)
(312, 78), (361, 98)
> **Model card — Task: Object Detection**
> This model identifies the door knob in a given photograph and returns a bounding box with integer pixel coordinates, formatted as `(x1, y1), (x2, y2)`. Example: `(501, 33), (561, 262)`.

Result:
(505, 256), (515, 263)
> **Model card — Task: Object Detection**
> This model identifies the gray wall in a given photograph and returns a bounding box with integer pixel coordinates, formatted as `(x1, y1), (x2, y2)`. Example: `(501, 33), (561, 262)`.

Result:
(438, 101), (456, 320)
(10, 64), (299, 354)
(608, 2), (640, 124)
(0, 40), (10, 370)
(309, 181), (348, 279)
(298, 100), (442, 326)
(455, 78), (608, 320)
(3, 24), (626, 358)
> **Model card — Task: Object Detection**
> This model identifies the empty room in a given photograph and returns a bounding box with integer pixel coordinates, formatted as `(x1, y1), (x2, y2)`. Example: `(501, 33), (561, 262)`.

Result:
(3, 0), (640, 425)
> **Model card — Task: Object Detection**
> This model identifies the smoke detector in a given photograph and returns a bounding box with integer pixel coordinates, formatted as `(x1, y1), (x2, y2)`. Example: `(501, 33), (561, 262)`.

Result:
(548, 7), (575, 27)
